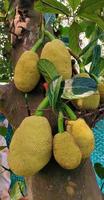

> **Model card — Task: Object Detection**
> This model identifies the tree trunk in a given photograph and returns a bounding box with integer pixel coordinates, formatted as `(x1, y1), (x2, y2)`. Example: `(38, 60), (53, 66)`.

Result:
(0, 1), (103, 199)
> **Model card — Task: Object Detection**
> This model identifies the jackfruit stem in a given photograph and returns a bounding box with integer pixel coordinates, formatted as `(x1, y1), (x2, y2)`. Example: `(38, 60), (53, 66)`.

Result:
(58, 111), (64, 133)
(35, 96), (49, 116)
(31, 33), (44, 52)
(62, 103), (77, 120)
(44, 30), (55, 41)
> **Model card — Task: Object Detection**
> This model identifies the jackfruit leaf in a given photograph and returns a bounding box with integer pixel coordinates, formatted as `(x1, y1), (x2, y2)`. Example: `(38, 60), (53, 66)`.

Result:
(91, 58), (104, 77)
(0, 127), (7, 137)
(62, 77), (97, 100)
(37, 59), (59, 83)
(0, 146), (7, 151)
(69, 22), (82, 55)
(79, 13), (104, 31)
(68, 0), (81, 11)
(94, 163), (104, 180)
(78, 0), (104, 14)
(85, 22), (96, 38)
(10, 181), (26, 200)
(90, 45), (101, 75)
(35, 0), (69, 15)
(47, 76), (64, 111)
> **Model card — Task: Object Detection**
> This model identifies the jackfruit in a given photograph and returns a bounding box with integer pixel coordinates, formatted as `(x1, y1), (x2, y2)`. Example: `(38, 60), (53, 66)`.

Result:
(53, 132), (82, 169)
(67, 118), (94, 159)
(14, 51), (40, 92)
(72, 73), (100, 110)
(8, 116), (52, 176)
(98, 81), (104, 103)
(41, 39), (72, 80)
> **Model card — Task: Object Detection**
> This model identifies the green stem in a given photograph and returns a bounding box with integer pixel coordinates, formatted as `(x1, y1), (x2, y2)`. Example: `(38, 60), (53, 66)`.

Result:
(78, 60), (85, 73)
(31, 33), (44, 52)
(58, 111), (64, 133)
(44, 30), (55, 41)
(62, 103), (77, 120)
(35, 96), (49, 116)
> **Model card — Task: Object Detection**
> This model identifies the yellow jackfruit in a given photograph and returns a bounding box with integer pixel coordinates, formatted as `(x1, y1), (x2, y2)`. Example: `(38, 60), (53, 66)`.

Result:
(72, 73), (100, 110)
(14, 51), (40, 92)
(98, 81), (104, 103)
(41, 39), (72, 80)
(8, 116), (52, 176)
(53, 132), (82, 169)
(67, 118), (94, 159)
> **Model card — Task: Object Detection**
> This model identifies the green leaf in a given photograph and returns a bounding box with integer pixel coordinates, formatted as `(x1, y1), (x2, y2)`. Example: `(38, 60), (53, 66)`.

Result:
(69, 22), (82, 55)
(90, 45), (101, 75)
(3, 0), (9, 12)
(0, 127), (7, 137)
(37, 59), (59, 83)
(35, 0), (69, 15)
(10, 181), (26, 200)
(47, 76), (64, 111)
(85, 22), (96, 38)
(91, 58), (104, 77)
(79, 13), (104, 31)
(78, 0), (104, 14)
(68, 0), (81, 11)
(94, 163), (104, 180)
(0, 146), (7, 151)
(62, 77), (97, 100)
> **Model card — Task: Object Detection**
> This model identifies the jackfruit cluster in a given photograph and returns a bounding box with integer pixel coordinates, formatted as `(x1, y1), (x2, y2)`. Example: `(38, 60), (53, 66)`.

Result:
(53, 118), (94, 170)
(14, 51), (40, 92)
(8, 116), (52, 176)
(41, 39), (72, 80)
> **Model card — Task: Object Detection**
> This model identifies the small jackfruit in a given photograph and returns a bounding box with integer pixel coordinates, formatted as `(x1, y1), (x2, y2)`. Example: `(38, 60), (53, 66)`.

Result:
(72, 73), (100, 110)
(8, 116), (52, 176)
(53, 132), (82, 169)
(98, 81), (104, 103)
(67, 118), (94, 159)
(14, 51), (40, 92)
(41, 39), (72, 80)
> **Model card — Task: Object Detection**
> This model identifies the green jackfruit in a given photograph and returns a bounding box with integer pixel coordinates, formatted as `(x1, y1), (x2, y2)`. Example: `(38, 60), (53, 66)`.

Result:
(72, 73), (100, 110)
(41, 39), (72, 80)
(67, 118), (95, 159)
(14, 51), (40, 92)
(8, 116), (52, 176)
(53, 132), (82, 169)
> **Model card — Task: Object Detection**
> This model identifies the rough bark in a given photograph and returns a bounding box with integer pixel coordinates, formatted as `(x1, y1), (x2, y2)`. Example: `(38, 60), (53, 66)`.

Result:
(0, 0), (103, 199)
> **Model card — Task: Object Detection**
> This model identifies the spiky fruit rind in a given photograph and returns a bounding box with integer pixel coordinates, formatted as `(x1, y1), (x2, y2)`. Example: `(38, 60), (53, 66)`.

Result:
(41, 39), (72, 80)
(53, 132), (82, 169)
(8, 116), (52, 176)
(14, 51), (40, 92)
(68, 118), (94, 158)
(73, 91), (100, 110)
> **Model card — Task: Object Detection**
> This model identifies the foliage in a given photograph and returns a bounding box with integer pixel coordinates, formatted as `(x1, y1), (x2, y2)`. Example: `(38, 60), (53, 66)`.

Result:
(35, 0), (104, 77)
(0, 0), (13, 82)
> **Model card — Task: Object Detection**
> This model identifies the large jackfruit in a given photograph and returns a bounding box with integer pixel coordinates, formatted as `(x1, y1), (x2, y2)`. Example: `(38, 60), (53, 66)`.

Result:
(67, 118), (95, 159)
(72, 73), (100, 110)
(14, 51), (40, 92)
(8, 116), (52, 176)
(53, 132), (82, 169)
(41, 39), (72, 80)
